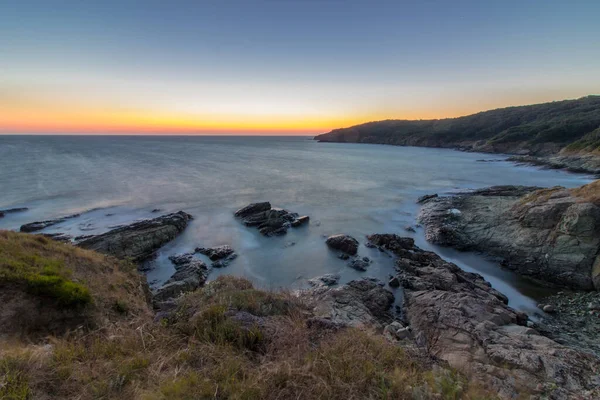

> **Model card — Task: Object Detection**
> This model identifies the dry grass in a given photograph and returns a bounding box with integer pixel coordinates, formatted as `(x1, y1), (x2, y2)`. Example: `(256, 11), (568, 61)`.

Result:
(570, 179), (600, 206)
(0, 234), (496, 399)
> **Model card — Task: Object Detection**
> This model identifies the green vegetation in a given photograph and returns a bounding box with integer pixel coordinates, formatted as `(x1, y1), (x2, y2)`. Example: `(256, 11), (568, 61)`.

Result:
(316, 96), (600, 156)
(0, 232), (495, 399)
(0, 233), (91, 306)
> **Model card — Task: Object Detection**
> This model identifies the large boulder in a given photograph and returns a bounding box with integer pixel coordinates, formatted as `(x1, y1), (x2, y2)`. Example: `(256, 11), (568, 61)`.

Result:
(374, 234), (600, 399)
(78, 211), (192, 262)
(234, 202), (271, 218)
(325, 234), (359, 255)
(418, 184), (600, 290)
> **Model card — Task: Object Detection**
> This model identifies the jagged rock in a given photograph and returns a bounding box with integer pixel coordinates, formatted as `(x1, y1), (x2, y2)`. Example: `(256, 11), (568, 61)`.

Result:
(418, 184), (600, 290)
(291, 215), (310, 227)
(153, 257), (209, 302)
(417, 194), (438, 204)
(326, 234), (359, 255)
(78, 211), (192, 262)
(388, 276), (400, 288)
(168, 253), (195, 265)
(347, 257), (371, 271)
(308, 273), (340, 287)
(404, 225), (416, 232)
(20, 213), (80, 232)
(234, 202), (303, 236)
(374, 233), (600, 399)
(306, 278), (394, 328)
(211, 254), (238, 268)
(195, 245), (235, 261)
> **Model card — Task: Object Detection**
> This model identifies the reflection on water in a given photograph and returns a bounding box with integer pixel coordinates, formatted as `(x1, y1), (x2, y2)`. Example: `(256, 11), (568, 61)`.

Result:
(0, 135), (594, 314)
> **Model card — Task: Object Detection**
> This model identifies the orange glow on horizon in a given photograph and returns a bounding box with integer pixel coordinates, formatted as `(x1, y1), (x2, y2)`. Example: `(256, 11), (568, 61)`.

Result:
(0, 100), (482, 135)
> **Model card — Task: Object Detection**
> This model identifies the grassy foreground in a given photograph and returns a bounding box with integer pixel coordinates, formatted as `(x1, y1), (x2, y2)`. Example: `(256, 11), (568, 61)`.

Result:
(0, 231), (493, 399)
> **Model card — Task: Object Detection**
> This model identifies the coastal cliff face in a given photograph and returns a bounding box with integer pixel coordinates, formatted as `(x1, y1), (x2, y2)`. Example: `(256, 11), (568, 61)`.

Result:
(418, 182), (600, 290)
(315, 96), (600, 173)
(367, 234), (600, 399)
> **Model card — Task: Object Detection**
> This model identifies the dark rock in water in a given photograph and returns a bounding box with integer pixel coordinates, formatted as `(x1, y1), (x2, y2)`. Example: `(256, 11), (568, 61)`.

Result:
(306, 278), (394, 328)
(168, 253), (195, 265)
(326, 234), (359, 255)
(388, 276), (400, 287)
(234, 202), (304, 237)
(338, 253), (350, 260)
(20, 213), (80, 232)
(376, 233), (599, 399)
(347, 257), (371, 271)
(195, 245), (235, 261)
(291, 215), (310, 227)
(151, 208), (162, 213)
(0, 207), (28, 218)
(234, 202), (271, 218)
(308, 273), (340, 287)
(418, 184), (600, 290)
(77, 211), (192, 262)
(211, 253), (238, 268)
(404, 225), (416, 233)
(417, 194), (438, 204)
(153, 256), (209, 302)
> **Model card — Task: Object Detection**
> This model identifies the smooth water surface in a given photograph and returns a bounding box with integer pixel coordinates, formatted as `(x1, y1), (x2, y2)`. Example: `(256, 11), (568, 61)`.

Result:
(0, 135), (594, 314)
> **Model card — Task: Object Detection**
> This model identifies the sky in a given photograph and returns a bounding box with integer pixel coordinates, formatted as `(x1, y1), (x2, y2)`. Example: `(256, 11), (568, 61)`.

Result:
(1, 0), (599, 135)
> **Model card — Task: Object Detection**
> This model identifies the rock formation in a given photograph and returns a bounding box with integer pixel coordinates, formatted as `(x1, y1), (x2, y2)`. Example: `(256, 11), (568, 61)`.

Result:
(77, 211), (192, 261)
(368, 233), (600, 399)
(234, 202), (308, 236)
(418, 184), (600, 290)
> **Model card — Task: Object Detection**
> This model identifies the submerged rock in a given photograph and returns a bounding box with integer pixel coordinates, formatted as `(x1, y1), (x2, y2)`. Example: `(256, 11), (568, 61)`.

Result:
(418, 184), (600, 290)
(20, 213), (80, 232)
(0, 207), (28, 218)
(325, 234), (359, 255)
(347, 256), (371, 271)
(234, 202), (306, 236)
(291, 215), (310, 227)
(78, 211), (192, 262)
(374, 233), (600, 399)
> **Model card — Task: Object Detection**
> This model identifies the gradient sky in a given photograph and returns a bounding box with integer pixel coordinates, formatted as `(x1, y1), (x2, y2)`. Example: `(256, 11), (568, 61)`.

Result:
(1, 0), (599, 134)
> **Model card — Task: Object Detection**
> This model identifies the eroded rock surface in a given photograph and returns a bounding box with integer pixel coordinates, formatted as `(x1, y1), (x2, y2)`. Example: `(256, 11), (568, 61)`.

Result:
(306, 278), (394, 328)
(418, 184), (600, 289)
(370, 233), (600, 399)
(78, 211), (192, 261)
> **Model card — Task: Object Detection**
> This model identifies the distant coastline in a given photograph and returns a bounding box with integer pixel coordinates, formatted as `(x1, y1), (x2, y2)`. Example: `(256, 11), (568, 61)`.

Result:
(315, 96), (600, 175)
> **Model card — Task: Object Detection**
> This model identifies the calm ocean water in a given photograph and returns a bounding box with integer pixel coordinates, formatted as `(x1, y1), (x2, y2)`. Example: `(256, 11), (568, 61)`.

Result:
(0, 135), (594, 314)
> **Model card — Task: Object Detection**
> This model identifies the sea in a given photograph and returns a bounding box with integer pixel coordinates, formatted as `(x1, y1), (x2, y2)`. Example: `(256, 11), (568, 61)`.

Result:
(0, 135), (594, 315)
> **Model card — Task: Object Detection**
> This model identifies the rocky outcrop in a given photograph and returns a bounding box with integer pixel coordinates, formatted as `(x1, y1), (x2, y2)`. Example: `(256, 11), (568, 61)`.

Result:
(418, 184), (600, 290)
(306, 278), (394, 328)
(370, 234), (600, 399)
(153, 254), (209, 303)
(347, 256), (371, 271)
(234, 202), (308, 236)
(20, 212), (80, 232)
(325, 234), (359, 255)
(78, 211), (192, 262)
(0, 207), (28, 218)
(195, 245), (238, 268)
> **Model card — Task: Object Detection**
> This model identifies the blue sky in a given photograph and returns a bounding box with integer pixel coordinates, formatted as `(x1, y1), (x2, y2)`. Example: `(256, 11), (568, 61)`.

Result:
(1, 0), (599, 133)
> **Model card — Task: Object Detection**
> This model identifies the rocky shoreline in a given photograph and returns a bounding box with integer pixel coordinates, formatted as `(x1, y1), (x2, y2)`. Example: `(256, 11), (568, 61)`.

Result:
(7, 192), (600, 398)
